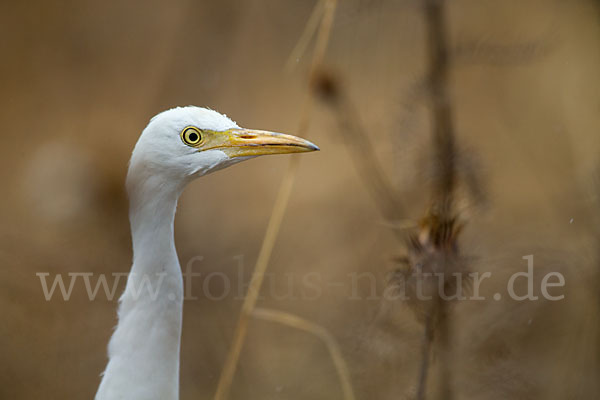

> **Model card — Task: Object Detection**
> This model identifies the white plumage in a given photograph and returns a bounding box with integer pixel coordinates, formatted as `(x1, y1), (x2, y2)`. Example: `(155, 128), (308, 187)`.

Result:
(96, 106), (318, 399)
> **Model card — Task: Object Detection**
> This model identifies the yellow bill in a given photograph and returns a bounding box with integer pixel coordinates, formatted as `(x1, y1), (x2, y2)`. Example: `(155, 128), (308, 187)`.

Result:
(194, 128), (319, 157)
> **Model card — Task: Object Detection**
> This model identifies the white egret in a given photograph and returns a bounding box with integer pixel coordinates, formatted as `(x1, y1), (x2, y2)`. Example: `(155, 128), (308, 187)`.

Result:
(95, 106), (318, 399)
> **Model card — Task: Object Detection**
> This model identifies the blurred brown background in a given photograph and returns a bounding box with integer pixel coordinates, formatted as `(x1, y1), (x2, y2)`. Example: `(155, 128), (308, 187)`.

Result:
(1, 0), (599, 399)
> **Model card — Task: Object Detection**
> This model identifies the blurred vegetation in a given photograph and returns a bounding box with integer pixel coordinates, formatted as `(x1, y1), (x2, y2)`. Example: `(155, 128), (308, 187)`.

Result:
(1, 0), (599, 399)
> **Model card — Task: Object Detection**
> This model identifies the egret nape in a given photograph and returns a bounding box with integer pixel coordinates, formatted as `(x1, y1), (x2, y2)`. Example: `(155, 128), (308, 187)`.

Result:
(95, 106), (318, 399)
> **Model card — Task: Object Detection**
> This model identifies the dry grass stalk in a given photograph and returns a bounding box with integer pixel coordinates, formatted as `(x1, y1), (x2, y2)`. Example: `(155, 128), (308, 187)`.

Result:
(315, 0), (468, 398)
(213, 1), (339, 399)
(404, 217), (465, 400)
(251, 308), (356, 400)
(314, 70), (466, 400)
(312, 71), (406, 225)
(413, 1), (462, 398)
(284, 0), (325, 73)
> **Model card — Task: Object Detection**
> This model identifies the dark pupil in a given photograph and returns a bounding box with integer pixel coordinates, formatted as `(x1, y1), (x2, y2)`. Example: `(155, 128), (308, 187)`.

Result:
(187, 131), (199, 142)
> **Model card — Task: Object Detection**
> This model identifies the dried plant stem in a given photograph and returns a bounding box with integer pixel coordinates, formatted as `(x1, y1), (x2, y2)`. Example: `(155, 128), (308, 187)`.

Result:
(326, 90), (406, 222)
(213, 2), (338, 399)
(434, 301), (453, 400)
(425, 0), (456, 215)
(284, 0), (325, 73)
(312, 71), (408, 228)
(416, 312), (434, 400)
(316, 1), (460, 398)
(252, 308), (356, 400)
(418, 0), (457, 399)
(417, 301), (453, 400)
(212, 167), (297, 400)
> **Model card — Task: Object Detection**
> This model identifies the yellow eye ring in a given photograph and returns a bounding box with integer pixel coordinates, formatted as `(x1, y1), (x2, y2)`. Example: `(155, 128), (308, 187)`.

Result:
(181, 126), (203, 146)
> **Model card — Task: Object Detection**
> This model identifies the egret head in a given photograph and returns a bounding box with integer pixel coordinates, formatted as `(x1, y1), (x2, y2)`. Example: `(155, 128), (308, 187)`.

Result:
(127, 106), (318, 196)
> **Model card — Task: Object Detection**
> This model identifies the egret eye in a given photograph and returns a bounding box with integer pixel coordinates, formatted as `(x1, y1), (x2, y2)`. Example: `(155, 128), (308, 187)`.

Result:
(181, 127), (203, 146)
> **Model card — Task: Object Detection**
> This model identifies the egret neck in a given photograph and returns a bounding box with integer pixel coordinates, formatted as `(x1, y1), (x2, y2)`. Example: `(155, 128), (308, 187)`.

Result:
(97, 172), (185, 400)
